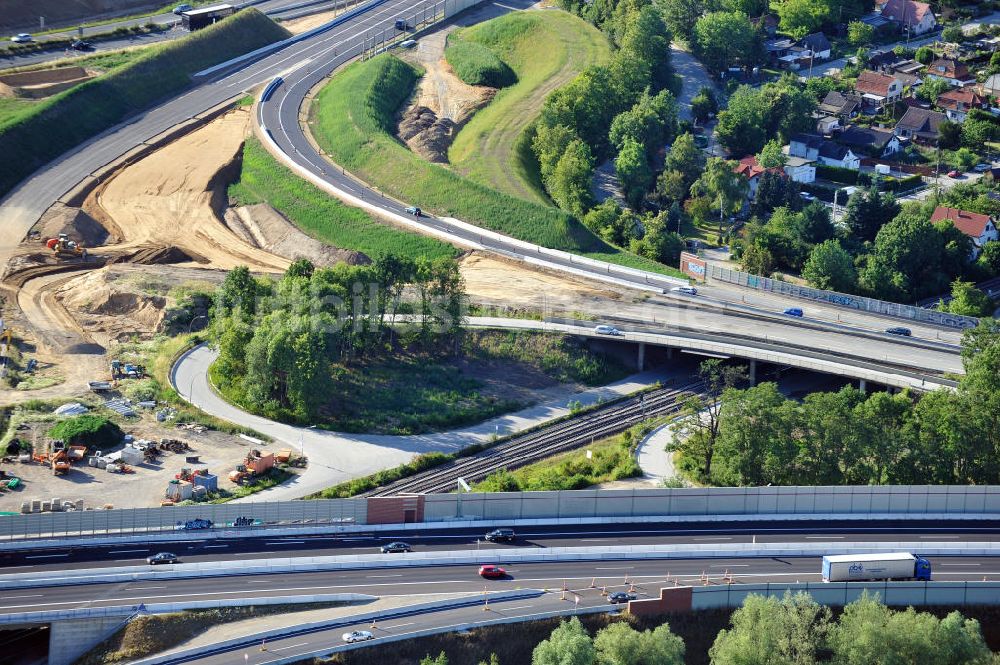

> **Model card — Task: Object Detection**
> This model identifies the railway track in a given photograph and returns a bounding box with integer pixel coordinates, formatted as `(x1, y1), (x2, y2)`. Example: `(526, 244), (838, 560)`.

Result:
(363, 381), (706, 496)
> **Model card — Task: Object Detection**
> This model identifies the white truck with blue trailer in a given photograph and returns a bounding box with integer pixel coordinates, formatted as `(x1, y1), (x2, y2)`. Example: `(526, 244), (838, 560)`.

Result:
(822, 552), (932, 582)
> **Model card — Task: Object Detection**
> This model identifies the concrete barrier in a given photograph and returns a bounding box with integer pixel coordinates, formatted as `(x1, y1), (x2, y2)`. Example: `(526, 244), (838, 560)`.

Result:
(2, 541), (998, 591)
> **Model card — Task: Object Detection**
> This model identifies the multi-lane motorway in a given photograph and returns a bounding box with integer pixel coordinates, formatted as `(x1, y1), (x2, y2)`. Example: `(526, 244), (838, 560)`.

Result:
(8, 521), (1000, 572)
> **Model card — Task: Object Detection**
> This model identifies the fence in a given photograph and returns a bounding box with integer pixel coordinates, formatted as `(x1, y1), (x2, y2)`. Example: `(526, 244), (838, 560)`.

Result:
(688, 581), (1000, 610)
(358, 0), (484, 58)
(2, 486), (1000, 541)
(705, 264), (979, 329)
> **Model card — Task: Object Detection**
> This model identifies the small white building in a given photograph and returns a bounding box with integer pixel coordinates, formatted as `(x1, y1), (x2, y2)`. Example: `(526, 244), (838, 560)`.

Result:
(784, 156), (816, 183)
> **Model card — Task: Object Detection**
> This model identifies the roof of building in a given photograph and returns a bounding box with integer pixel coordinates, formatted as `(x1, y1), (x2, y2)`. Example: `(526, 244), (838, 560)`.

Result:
(818, 142), (855, 161)
(819, 91), (862, 115)
(790, 133), (825, 149)
(896, 107), (946, 135)
(836, 125), (896, 150)
(892, 59), (924, 75)
(937, 87), (985, 110)
(801, 32), (831, 52)
(983, 73), (1000, 90)
(785, 156), (815, 167)
(733, 156), (765, 179)
(867, 49), (901, 69)
(877, 0), (934, 25)
(855, 70), (897, 97)
(862, 14), (893, 28)
(930, 206), (992, 238)
(927, 58), (971, 80)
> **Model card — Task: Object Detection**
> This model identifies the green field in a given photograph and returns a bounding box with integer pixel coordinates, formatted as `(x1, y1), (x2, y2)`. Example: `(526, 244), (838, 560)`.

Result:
(0, 9), (290, 198)
(308, 52), (684, 277)
(229, 137), (456, 261)
(0, 97), (39, 130)
(448, 12), (610, 205)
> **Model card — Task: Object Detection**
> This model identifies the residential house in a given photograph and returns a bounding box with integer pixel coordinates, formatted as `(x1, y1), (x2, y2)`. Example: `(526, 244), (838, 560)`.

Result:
(765, 37), (795, 61)
(800, 33), (831, 60)
(894, 107), (946, 143)
(892, 59), (924, 77)
(979, 73), (1000, 97)
(892, 71), (922, 93)
(875, 0), (937, 36)
(836, 125), (902, 157)
(784, 157), (816, 183)
(818, 143), (862, 170)
(855, 70), (903, 110)
(789, 133), (823, 161)
(925, 58), (975, 87)
(930, 206), (1000, 259)
(732, 156), (783, 202)
(936, 87), (987, 122)
(867, 49), (902, 72)
(816, 116), (841, 135)
(819, 91), (862, 120)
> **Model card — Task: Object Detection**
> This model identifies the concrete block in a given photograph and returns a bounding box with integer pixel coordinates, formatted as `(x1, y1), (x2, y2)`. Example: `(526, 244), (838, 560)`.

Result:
(48, 614), (126, 665)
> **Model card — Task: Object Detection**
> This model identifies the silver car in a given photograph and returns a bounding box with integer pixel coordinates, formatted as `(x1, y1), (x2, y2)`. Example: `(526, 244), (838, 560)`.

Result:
(342, 630), (374, 643)
(594, 325), (623, 336)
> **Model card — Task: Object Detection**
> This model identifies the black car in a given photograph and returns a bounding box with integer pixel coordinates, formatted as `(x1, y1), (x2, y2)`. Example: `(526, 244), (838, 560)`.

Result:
(608, 591), (636, 604)
(71, 40), (94, 51)
(885, 327), (912, 336)
(380, 541), (412, 553)
(394, 18), (409, 30)
(147, 552), (179, 565)
(484, 528), (516, 543)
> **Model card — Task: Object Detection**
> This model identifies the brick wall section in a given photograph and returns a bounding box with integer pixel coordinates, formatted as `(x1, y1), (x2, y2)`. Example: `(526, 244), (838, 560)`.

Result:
(366, 495), (425, 524)
(628, 586), (693, 616)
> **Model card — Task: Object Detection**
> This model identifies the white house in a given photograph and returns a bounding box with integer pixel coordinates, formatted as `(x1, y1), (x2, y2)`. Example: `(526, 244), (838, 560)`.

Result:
(818, 143), (862, 170)
(875, 0), (937, 36)
(930, 206), (1000, 259)
(784, 156), (816, 183)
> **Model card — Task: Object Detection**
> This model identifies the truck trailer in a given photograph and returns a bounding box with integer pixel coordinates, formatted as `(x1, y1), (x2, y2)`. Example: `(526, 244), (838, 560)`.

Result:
(181, 4), (235, 30)
(821, 552), (931, 582)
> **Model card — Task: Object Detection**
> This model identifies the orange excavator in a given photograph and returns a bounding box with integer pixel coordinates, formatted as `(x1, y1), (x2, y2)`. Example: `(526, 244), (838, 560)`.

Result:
(46, 234), (88, 260)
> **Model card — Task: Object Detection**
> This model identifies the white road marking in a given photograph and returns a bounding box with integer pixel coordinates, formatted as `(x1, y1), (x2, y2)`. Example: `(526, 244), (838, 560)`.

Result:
(125, 586), (167, 590)
(939, 563), (979, 566)
(497, 604), (534, 612)
(271, 642), (310, 651)
(384, 621), (416, 629)
(805, 536), (843, 539)
(922, 535), (960, 539)
(595, 566), (635, 570)
(0, 594), (42, 599)
(25, 554), (68, 559)
(366, 574), (402, 578)
(693, 537), (732, 541)
(710, 564), (749, 568)
(108, 549), (149, 554)
(204, 545), (229, 549)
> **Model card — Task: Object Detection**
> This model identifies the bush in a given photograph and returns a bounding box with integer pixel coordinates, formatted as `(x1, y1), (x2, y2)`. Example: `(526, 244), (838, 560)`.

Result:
(445, 40), (516, 88)
(816, 165), (860, 185)
(0, 9), (291, 198)
(49, 415), (123, 448)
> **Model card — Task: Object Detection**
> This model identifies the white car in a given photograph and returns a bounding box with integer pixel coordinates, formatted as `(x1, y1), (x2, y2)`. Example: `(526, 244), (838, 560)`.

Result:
(594, 325), (623, 336)
(342, 630), (374, 643)
(798, 192), (816, 201)
(10, 33), (32, 43)
(671, 286), (698, 295)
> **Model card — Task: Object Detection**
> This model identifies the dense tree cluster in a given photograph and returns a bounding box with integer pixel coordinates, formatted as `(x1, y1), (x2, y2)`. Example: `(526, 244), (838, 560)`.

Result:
(532, 616), (685, 665)
(733, 201), (834, 274)
(674, 320), (1000, 487)
(537, 0), (678, 221)
(715, 76), (817, 156)
(211, 257), (464, 422)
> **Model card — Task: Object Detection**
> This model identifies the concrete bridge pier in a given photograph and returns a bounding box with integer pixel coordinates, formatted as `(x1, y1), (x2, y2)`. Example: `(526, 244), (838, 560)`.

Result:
(637, 342), (646, 371)
(859, 378), (867, 394)
(49, 614), (129, 665)
(748, 359), (756, 385)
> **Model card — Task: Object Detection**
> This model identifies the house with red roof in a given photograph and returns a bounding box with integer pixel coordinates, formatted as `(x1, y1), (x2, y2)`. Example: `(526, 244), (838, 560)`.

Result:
(925, 58), (975, 87)
(854, 70), (903, 109)
(936, 88), (987, 123)
(930, 206), (999, 259)
(875, 0), (937, 35)
(732, 155), (783, 203)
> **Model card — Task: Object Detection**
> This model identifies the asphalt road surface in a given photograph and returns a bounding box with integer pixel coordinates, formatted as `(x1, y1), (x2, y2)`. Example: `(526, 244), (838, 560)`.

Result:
(7, 520), (1000, 572)
(1, 555), (996, 616)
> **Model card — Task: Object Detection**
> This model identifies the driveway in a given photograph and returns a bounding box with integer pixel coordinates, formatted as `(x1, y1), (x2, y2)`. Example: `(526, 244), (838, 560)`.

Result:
(672, 41), (717, 122)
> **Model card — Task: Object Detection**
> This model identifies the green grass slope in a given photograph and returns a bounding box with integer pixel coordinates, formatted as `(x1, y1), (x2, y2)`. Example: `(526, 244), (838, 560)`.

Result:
(309, 53), (681, 276)
(444, 40), (515, 88)
(0, 9), (290, 198)
(447, 12), (610, 205)
(229, 137), (457, 262)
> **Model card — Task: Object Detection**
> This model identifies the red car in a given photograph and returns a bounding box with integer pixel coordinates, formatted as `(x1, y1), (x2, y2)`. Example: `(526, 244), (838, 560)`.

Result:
(947, 170), (961, 178)
(479, 565), (506, 579)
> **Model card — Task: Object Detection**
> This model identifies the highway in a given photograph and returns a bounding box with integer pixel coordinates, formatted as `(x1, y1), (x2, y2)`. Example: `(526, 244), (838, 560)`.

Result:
(1, 555), (997, 616)
(5, 522), (1000, 573)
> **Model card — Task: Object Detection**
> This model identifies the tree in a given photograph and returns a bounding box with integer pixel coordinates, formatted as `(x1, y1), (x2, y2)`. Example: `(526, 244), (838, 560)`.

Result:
(216, 265), (261, 322)
(594, 622), (685, 665)
(656, 169), (689, 203)
(672, 359), (747, 482)
(660, 0), (711, 44)
(712, 382), (799, 485)
(847, 20), (874, 45)
(774, 0), (830, 40)
(691, 157), (749, 234)
(609, 90), (678, 155)
(977, 240), (1000, 275)
(709, 592), (831, 665)
(715, 86), (767, 156)
(938, 118), (962, 149)
(549, 138), (595, 216)
(478, 656), (501, 665)
(665, 132), (705, 189)
(690, 86), (718, 125)
(961, 118), (998, 148)
(616, 137), (655, 209)
(635, 211), (685, 263)
(950, 147), (979, 172)
(859, 207), (951, 301)
(740, 241), (776, 275)
(751, 171), (800, 217)
(803, 239), (858, 292)
(917, 75), (950, 102)
(915, 45), (934, 64)
(716, 80), (815, 156)
(942, 25), (964, 44)
(532, 617), (595, 665)
(946, 280), (994, 317)
(693, 11), (756, 73)
(420, 653), (449, 665)
(842, 186), (899, 243)
(755, 139), (786, 169)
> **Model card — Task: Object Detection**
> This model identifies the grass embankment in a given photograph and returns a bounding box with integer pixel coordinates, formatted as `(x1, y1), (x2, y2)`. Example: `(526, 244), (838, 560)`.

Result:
(308, 53), (683, 277)
(447, 12), (610, 205)
(215, 329), (630, 436)
(474, 419), (658, 491)
(77, 603), (347, 665)
(0, 8), (290, 198)
(229, 137), (456, 261)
